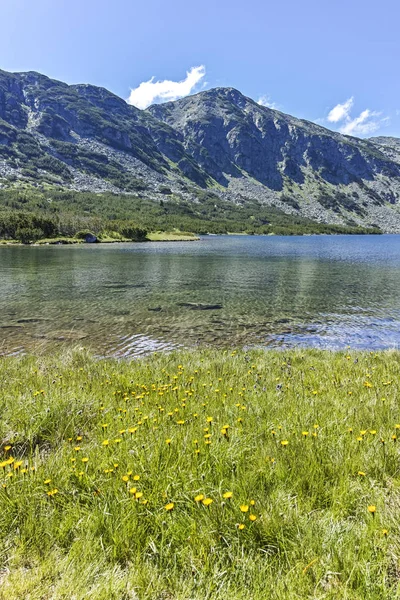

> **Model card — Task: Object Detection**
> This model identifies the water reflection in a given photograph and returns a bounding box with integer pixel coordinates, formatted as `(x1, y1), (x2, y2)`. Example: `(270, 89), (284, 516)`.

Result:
(0, 235), (398, 356)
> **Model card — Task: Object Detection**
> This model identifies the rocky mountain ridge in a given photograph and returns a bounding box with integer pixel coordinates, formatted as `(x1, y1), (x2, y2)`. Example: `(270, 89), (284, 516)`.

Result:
(1, 69), (400, 231)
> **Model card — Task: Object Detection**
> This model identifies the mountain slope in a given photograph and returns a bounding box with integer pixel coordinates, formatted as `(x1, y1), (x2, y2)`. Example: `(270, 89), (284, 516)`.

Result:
(0, 70), (211, 190)
(148, 88), (398, 188)
(148, 88), (400, 228)
(1, 69), (400, 231)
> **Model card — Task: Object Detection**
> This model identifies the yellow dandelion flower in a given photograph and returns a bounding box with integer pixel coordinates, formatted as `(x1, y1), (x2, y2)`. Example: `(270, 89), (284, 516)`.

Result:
(358, 471), (366, 476)
(122, 475), (129, 482)
(280, 440), (289, 446)
(44, 479), (51, 484)
(240, 505), (249, 513)
(202, 498), (213, 506)
(74, 446), (81, 452)
(164, 502), (174, 511)
(135, 491), (143, 499)
(102, 440), (109, 446)
(238, 523), (245, 530)
(195, 494), (204, 502)
(129, 487), (137, 495)
(368, 505), (376, 515)
(249, 514), (257, 522)
(166, 439), (171, 445)
(81, 457), (89, 463)
(382, 529), (388, 537)
(223, 491), (233, 499)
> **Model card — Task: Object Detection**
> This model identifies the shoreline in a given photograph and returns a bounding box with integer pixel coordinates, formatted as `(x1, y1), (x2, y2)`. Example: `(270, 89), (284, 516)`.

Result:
(0, 233), (201, 246)
(0, 230), (387, 246)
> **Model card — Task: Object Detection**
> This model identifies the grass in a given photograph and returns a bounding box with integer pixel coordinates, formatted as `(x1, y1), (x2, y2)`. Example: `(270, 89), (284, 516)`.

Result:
(0, 232), (199, 245)
(147, 231), (200, 242)
(1, 348), (400, 599)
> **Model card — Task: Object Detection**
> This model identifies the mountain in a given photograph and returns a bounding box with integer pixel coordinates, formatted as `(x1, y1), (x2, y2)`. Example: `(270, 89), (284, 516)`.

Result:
(1, 69), (400, 231)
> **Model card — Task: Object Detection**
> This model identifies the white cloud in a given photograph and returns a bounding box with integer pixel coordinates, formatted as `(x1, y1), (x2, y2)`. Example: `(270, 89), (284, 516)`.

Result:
(339, 109), (382, 136)
(327, 97), (354, 123)
(323, 97), (388, 137)
(257, 95), (278, 110)
(127, 65), (206, 109)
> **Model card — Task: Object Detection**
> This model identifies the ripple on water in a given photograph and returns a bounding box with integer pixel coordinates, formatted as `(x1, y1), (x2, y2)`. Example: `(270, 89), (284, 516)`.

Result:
(2, 235), (400, 355)
(107, 333), (182, 358)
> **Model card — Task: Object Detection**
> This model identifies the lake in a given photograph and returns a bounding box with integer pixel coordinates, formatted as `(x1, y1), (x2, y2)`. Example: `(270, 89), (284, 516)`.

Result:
(1, 234), (400, 357)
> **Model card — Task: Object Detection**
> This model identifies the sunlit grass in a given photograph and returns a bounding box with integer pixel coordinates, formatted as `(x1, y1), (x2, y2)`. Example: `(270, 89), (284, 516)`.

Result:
(1, 348), (400, 599)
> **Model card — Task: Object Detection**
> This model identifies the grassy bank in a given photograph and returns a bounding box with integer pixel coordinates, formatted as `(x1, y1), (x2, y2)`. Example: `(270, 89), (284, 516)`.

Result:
(147, 232), (200, 242)
(0, 231), (199, 245)
(1, 348), (400, 599)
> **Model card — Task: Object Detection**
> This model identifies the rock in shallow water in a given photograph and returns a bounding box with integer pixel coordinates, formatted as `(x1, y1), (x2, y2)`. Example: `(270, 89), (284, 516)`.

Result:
(177, 302), (223, 310)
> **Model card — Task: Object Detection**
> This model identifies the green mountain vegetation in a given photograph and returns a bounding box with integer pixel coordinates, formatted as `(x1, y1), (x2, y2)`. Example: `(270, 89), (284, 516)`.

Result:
(0, 188), (381, 243)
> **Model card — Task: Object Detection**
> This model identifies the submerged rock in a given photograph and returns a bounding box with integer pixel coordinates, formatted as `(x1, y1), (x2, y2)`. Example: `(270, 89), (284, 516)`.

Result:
(17, 318), (50, 323)
(177, 302), (223, 310)
(43, 330), (89, 341)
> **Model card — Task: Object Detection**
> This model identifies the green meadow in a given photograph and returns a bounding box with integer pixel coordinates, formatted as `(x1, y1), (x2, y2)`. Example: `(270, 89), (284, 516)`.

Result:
(1, 348), (400, 599)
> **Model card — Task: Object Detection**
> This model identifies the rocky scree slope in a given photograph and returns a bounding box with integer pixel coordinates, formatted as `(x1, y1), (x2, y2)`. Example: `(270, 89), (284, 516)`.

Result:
(1, 69), (400, 231)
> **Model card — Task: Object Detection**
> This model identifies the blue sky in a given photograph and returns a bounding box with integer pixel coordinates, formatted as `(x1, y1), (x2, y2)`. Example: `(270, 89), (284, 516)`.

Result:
(1, 0), (399, 137)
